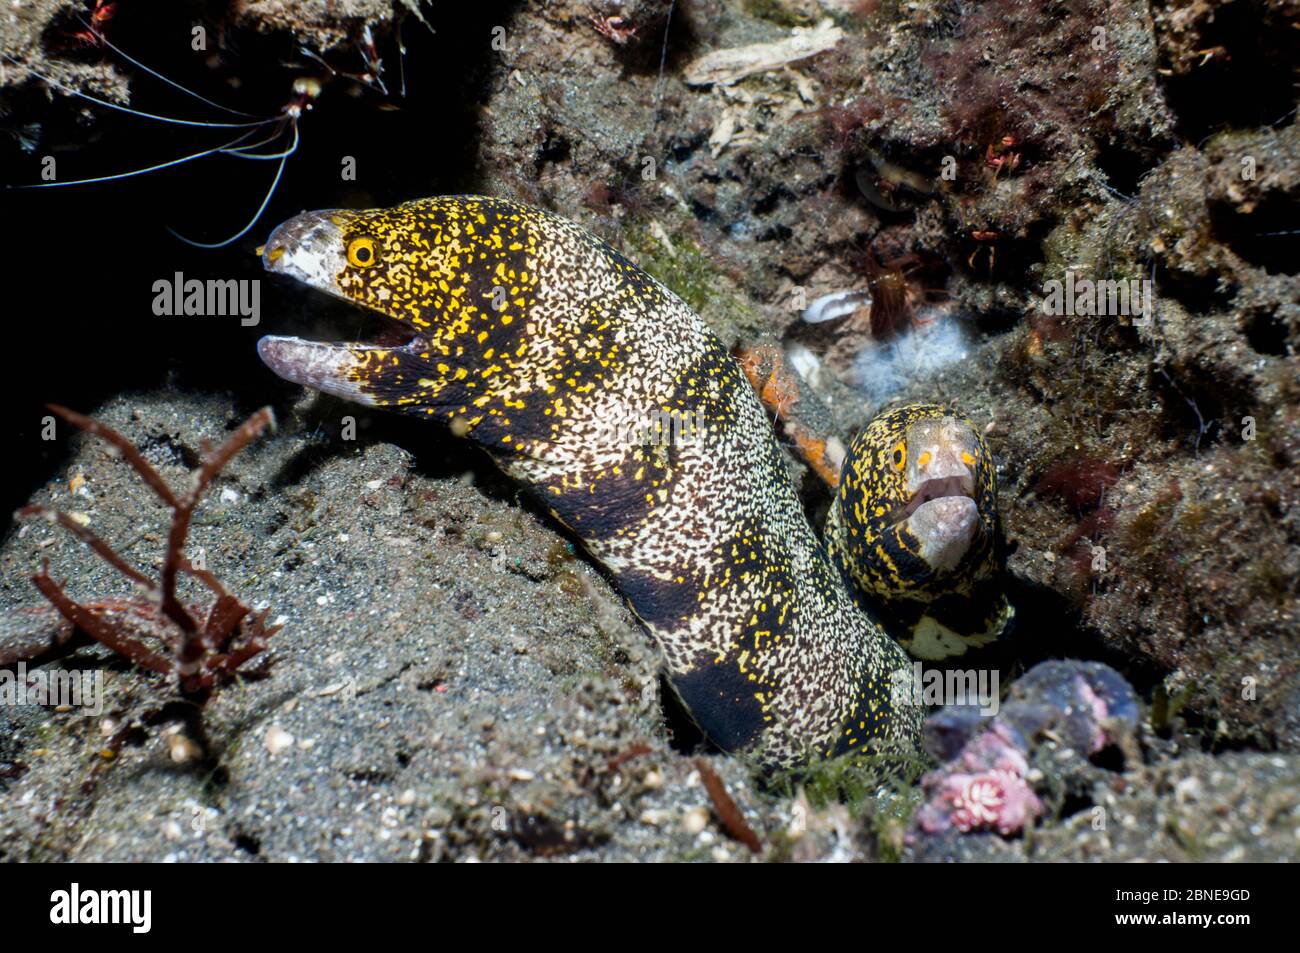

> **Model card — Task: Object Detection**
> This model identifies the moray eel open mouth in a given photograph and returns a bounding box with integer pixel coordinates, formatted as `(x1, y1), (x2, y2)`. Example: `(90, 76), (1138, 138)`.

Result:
(257, 210), (431, 406)
(892, 473), (977, 525)
(879, 411), (987, 577)
(897, 475), (979, 574)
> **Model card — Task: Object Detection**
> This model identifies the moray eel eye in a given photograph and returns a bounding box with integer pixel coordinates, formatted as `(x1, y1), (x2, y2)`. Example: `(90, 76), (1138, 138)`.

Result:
(892, 443), (906, 470)
(347, 237), (377, 267)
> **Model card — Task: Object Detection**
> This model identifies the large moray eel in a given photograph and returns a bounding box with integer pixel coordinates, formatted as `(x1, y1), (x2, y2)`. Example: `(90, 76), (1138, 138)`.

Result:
(255, 195), (1009, 767)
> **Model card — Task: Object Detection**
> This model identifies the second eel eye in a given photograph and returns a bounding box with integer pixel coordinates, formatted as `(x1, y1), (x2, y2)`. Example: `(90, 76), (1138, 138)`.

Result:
(347, 236), (377, 267)
(892, 442), (906, 470)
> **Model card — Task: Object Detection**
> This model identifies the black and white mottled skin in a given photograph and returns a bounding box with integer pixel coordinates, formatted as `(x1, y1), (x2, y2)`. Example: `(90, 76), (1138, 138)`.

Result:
(256, 195), (924, 768)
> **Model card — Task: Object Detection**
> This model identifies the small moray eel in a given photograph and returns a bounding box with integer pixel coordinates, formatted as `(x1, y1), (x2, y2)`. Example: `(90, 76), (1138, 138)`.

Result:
(255, 196), (1003, 767)
(825, 406), (1014, 661)
(733, 344), (1014, 659)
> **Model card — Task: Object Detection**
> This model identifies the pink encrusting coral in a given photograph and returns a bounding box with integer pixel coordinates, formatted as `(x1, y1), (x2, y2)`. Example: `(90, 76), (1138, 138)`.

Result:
(1076, 678), (1112, 755)
(912, 661), (1139, 839)
(914, 724), (1043, 835)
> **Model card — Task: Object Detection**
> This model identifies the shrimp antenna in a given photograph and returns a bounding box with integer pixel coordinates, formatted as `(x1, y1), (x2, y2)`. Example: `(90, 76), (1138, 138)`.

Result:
(76, 14), (265, 119)
(0, 53), (276, 128)
(224, 130), (299, 161)
(13, 128), (259, 188)
(216, 119), (292, 157)
(168, 123), (298, 248)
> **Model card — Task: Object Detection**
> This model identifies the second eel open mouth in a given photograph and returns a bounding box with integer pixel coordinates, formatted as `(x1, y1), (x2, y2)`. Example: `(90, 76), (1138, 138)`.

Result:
(891, 473), (977, 526)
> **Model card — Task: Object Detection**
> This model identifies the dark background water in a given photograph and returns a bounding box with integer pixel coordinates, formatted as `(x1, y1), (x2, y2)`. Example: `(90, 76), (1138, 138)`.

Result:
(0, 1), (514, 517)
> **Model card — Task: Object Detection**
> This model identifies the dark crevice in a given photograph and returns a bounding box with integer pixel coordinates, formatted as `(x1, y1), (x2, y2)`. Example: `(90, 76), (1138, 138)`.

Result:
(601, 0), (701, 78)
(1209, 193), (1300, 276)
(534, 130), (571, 170)
(1242, 306), (1292, 357)
(1157, 0), (1300, 140)
(689, 197), (718, 223)
(0, 760), (29, 793)
(658, 672), (713, 756)
(755, 222), (793, 243)
(1058, 791), (1095, 819)
(231, 830), (262, 856)
(1152, 364), (1257, 450)
(971, 306), (1025, 337)
(667, 129), (710, 164)
(1155, 268), (1236, 315)
(139, 434), (203, 471)
(1088, 744), (1127, 773)
(1095, 140), (1162, 198)
(957, 218), (1055, 286)
(996, 573), (1169, 702)
(752, 184), (795, 216)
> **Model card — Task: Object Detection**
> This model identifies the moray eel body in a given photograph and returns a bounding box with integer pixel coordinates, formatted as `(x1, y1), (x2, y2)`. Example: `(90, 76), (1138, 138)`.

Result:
(256, 195), (929, 767)
(824, 406), (1013, 660)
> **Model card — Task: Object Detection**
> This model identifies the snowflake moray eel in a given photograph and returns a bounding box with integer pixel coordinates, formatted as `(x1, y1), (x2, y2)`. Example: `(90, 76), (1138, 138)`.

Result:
(256, 195), (1010, 768)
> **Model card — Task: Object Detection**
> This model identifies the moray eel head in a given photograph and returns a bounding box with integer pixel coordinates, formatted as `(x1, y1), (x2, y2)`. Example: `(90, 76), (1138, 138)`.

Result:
(257, 208), (394, 407)
(827, 404), (998, 605)
(257, 197), (544, 416)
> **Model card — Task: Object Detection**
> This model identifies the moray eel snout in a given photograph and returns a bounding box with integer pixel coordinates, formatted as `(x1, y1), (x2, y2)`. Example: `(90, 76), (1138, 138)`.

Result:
(893, 415), (982, 573)
(261, 210), (349, 294)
